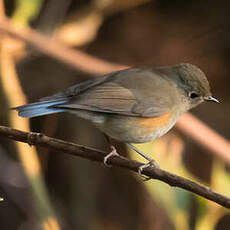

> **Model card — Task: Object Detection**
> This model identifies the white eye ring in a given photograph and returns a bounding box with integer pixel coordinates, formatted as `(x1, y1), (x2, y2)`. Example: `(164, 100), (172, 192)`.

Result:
(189, 92), (199, 99)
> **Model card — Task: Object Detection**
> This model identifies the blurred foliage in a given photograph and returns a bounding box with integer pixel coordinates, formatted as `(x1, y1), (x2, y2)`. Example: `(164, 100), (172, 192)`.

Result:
(0, 0), (230, 230)
(13, 0), (44, 25)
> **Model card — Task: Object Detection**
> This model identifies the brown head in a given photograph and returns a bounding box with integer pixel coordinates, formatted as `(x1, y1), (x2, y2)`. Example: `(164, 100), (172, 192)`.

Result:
(158, 63), (219, 112)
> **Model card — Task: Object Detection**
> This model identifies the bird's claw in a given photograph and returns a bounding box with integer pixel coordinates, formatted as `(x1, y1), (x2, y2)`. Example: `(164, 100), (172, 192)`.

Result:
(138, 159), (160, 181)
(103, 146), (119, 167)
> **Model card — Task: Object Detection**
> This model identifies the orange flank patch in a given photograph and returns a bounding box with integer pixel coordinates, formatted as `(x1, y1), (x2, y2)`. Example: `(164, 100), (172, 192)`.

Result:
(139, 110), (173, 131)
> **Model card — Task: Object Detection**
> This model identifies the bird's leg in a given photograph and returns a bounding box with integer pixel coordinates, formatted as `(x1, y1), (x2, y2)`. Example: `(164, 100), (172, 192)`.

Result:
(126, 143), (160, 176)
(103, 134), (119, 166)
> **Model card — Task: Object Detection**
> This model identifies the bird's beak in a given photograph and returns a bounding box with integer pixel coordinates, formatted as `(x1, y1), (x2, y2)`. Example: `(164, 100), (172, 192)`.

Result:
(205, 96), (220, 103)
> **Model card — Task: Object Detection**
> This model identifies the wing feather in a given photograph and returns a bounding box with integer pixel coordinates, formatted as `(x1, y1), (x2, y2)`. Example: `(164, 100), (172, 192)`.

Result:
(57, 73), (173, 117)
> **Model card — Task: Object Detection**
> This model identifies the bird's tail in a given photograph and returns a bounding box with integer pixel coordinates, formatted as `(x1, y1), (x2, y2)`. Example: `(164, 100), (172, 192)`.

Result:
(12, 98), (69, 118)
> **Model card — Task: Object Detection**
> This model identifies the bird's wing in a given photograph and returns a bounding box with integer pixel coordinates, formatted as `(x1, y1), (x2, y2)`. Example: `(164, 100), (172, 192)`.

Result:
(53, 69), (174, 117)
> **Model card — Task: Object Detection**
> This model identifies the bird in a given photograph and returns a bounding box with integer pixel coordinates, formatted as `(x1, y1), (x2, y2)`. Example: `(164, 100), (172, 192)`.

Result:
(13, 63), (219, 173)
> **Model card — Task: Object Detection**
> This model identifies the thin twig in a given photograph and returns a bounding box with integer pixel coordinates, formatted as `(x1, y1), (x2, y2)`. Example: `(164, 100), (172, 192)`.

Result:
(0, 125), (230, 209)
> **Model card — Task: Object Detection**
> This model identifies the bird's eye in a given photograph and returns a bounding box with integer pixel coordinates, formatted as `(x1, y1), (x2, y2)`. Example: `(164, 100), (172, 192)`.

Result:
(189, 92), (199, 99)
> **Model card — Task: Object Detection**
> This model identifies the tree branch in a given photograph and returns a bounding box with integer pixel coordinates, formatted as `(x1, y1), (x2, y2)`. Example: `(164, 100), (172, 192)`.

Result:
(0, 125), (230, 209)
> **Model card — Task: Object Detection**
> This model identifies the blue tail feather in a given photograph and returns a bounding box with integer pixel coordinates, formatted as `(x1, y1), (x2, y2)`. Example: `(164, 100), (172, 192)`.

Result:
(13, 98), (69, 118)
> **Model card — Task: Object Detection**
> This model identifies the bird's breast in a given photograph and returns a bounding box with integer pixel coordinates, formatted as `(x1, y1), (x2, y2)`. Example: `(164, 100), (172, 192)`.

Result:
(98, 110), (178, 143)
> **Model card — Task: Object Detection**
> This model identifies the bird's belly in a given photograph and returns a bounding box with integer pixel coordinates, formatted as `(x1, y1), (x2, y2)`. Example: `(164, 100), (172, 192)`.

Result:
(98, 111), (177, 143)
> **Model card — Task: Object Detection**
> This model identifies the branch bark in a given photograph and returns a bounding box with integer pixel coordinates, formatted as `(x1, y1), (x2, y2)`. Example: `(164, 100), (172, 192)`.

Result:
(0, 125), (230, 209)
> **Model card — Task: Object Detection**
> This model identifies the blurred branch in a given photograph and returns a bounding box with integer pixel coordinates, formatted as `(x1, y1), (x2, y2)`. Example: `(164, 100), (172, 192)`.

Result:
(55, 0), (151, 47)
(0, 42), (60, 230)
(0, 125), (230, 209)
(0, 6), (60, 228)
(0, 0), (5, 19)
(177, 113), (230, 163)
(54, 9), (103, 46)
(0, 18), (229, 164)
(0, 18), (125, 74)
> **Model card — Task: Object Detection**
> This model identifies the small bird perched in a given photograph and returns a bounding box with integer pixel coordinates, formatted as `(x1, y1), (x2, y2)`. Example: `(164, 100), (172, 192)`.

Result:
(13, 63), (218, 173)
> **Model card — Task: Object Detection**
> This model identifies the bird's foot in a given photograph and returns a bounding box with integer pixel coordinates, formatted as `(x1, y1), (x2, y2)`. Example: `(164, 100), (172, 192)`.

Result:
(138, 159), (160, 181)
(103, 146), (119, 167)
